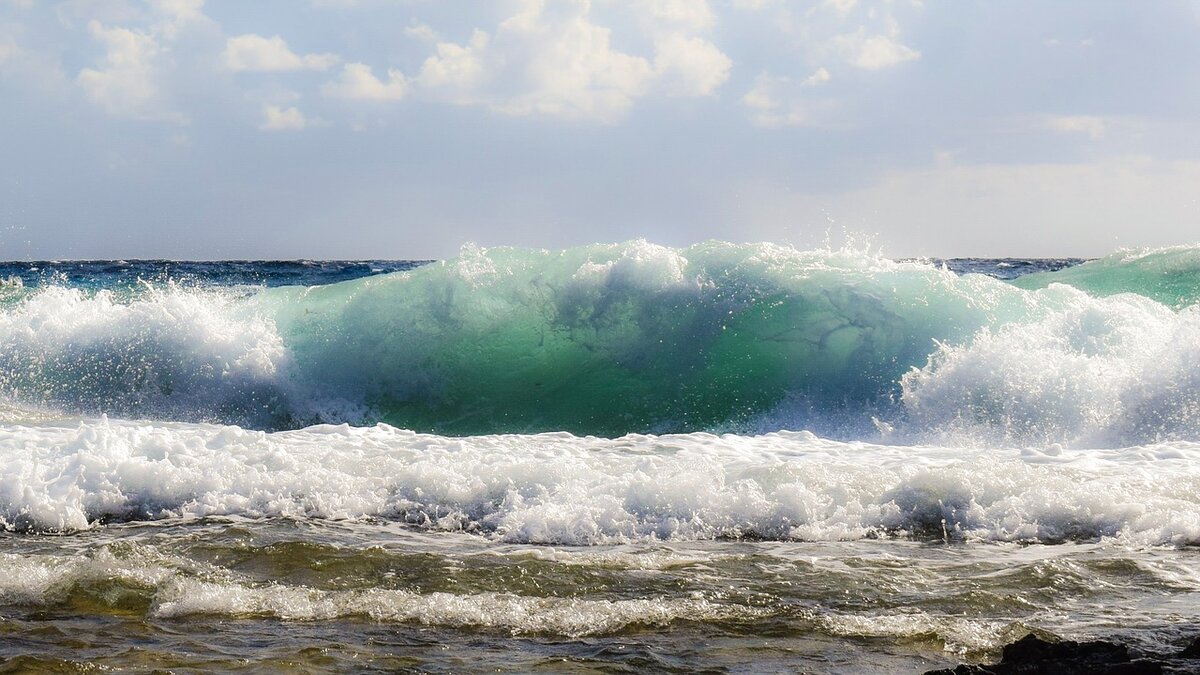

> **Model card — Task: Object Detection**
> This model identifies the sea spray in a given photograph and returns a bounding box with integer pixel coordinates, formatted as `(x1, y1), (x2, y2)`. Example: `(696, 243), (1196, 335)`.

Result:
(901, 287), (1200, 446)
(0, 284), (293, 427)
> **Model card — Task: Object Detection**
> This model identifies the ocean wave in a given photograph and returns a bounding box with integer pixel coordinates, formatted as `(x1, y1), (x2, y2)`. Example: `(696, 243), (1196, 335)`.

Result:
(0, 241), (1025, 435)
(900, 287), (1200, 447)
(152, 580), (756, 635)
(1014, 245), (1200, 307)
(0, 284), (296, 428)
(4, 419), (1200, 545)
(2, 241), (1200, 444)
(0, 547), (758, 636)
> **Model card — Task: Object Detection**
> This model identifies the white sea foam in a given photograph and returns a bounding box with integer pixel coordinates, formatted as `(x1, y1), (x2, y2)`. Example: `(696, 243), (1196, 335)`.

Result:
(820, 612), (1023, 655)
(0, 284), (294, 426)
(0, 547), (181, 606)
(0, 545), (757, 637)
(151, 580), (755, 635)
(902, 286), (1200, 446)
(3, 418), (1200, 546)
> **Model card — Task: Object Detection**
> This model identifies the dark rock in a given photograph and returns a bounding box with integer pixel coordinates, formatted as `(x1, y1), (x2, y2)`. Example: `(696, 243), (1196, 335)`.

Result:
(1000, 633), (1130, 664)
(1177, 636), (1200, 660)
(925, 634), (1172, 675)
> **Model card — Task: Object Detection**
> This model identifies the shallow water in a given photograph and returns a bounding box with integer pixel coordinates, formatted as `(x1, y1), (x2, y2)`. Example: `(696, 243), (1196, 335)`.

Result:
(4, 517), (1198, 673)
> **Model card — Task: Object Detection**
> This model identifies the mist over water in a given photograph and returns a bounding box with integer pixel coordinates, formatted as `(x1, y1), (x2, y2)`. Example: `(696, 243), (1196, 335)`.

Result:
(2, 242), (1199, 672)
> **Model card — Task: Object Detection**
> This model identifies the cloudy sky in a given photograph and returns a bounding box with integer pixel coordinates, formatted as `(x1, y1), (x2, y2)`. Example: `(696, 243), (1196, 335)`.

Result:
(2, 0), (1199, 259)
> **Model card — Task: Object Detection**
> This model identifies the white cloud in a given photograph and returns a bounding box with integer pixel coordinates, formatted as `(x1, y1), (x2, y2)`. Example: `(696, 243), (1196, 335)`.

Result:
(641, 0), (716, 32)
(259, 104), (307, 131)
(753, 2), (921, 74)
(1042, 115), (1106, 139)
(76, 20), (160, 116)
(628, 1), (730, 97)
(404, 21), (438, 42)
(152, 0), (203, 16)
(741, 68), (831, 127)
(418, 3), (655, 122)
(224, 34), (338, 72)
(149, 0), (206, 38)
(322, 62), (408, 100)
(71, 1), (208, 120)
(823, 0), (857, 16)
(834, 28), (920, 69)
(803, 66), (831, 86)
(741, 74), (777, 110)
(492, 0), (656, 121)
(653, 33), (731, 97)
(416, 29), (488, 95)
(414, 0), (730, 122)
(730, 0), (781, 9)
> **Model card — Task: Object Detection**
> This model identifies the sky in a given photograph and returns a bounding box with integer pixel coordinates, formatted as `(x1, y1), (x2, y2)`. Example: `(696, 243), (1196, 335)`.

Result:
(2, 0), (1199, 260)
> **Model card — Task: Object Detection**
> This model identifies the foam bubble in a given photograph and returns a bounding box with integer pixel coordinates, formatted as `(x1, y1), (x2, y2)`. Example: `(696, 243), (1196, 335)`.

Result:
(4, 419), (1200, 546)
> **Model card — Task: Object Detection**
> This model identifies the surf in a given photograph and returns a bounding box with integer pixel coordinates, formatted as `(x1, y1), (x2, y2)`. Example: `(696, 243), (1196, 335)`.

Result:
(1, 241), (1199, 444)
(5, 417), (1200, 544)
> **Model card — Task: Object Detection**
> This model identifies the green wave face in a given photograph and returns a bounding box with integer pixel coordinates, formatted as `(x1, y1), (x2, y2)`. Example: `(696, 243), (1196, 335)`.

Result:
(257, 241), (1035, 436)
(1013, 246), (1200, 308)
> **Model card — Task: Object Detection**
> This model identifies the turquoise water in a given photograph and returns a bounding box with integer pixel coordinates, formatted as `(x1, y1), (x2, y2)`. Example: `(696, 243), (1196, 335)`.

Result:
(0, 244), (1086, 436)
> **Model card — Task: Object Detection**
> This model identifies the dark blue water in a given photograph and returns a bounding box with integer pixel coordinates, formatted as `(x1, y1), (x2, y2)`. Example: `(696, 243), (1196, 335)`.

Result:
(0, 257), (1083, 290)
(0, 259), (429, 290)
(922, 257), (1085, 280)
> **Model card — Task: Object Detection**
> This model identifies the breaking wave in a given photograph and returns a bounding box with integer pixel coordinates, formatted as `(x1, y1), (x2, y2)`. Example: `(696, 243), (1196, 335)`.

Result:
(1, 241), (1199, 445)
(4, 418), (1200, 544)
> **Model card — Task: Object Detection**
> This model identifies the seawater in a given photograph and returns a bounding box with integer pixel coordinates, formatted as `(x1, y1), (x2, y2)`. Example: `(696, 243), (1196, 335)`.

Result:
(1, 243), (1198, 673)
